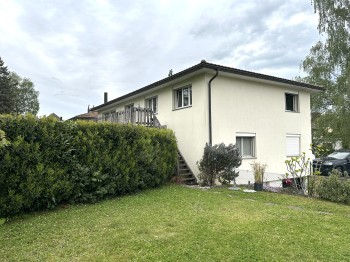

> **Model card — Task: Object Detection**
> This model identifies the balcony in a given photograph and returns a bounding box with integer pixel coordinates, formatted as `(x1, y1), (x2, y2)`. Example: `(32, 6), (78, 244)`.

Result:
(98, 107), (161, 128)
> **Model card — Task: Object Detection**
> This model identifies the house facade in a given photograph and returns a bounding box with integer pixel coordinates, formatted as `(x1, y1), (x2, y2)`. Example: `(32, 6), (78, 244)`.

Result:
(91, 60), (322, 185)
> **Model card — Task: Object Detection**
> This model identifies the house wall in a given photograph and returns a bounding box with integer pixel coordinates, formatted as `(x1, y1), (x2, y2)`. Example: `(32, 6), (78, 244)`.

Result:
(98, 75), (209, 178)
(210, 74), (312, 184)
(98, 72), (313, 185)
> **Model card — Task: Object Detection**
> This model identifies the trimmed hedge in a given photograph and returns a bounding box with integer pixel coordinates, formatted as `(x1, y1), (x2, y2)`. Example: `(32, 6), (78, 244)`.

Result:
(0, 114), (177, 217)
(314, 174), (350, 204)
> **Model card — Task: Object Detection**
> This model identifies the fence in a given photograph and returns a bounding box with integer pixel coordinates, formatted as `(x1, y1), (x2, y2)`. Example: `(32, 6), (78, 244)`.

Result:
(98, 107), (161, 128)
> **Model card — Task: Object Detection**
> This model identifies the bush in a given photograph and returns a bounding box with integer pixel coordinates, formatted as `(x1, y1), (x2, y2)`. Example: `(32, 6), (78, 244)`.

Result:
(315, 169), (350, 204)
(0, 114), (177, 217)
(285, 152), (311, 194)
(197, 143), (241, 187)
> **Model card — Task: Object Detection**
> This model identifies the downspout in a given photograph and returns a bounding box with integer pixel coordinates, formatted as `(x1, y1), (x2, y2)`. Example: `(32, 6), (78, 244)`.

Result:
(208, 68), (218, 146)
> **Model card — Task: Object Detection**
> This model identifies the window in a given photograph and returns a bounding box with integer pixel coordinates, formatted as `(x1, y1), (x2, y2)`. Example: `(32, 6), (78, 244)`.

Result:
(236, 133), (256, 158)
(285, 93), (299, 112)
(125, 103), (134, 122)
(175, 85), (192, 109)
(125, 103), (134, 111)
(286, 134), (300, 156)
(145, 96), (157, 113)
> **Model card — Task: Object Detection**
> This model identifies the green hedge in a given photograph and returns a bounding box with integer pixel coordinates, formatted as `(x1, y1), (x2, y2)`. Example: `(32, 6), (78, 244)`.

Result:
(0, 115), (177, 217)
(314, 174), (350, 204)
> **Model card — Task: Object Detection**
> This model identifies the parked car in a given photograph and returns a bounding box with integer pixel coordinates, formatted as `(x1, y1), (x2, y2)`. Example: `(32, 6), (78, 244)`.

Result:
(313, 150), (350, 176)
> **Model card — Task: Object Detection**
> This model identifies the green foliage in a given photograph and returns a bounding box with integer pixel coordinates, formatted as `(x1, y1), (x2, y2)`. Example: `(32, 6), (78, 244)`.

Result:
(300, 1), (350, 147)
(311, 143), (331, 158)
(197, 143), (241, 187)
(0, 129), (10, 149)
(0, 57), (40, 115)
(285, 152), (311, 194)
(9, 72), (40, 115)
(0, 57), (16, 114)
(315, 170), (350, 204)
(0, 115), (177, 217)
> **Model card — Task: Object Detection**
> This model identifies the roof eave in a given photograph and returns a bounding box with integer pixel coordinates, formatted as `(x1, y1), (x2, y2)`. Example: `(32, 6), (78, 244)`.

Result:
(91, 61), (324, 111)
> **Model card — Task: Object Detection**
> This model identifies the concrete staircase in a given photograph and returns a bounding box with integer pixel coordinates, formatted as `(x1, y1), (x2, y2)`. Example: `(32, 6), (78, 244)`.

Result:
(177, 151), (197, 185)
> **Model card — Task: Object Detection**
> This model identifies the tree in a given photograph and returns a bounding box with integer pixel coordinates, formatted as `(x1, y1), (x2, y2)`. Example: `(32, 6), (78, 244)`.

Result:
(197, 143), (241, 187)
(300, 0), (350, 147)
(9, 72), (39, 115)
(0, 56), (39, 115)
(0, 57), (16, 114)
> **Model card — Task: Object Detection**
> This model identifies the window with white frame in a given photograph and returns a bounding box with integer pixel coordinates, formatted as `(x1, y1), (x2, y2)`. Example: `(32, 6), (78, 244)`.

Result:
(145, 96), (157, 113)
(125, 103), (134, 111)
(236, 133), (256, 158)
(285, 93), (299, 112)
(286, 134), (300, 156)
(125, 103), (134, 122)
(175, 85), (192, 109)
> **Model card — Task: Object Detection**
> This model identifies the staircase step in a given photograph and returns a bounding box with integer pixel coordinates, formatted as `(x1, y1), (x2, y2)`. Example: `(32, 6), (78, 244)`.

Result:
(176, 150), (197, 185)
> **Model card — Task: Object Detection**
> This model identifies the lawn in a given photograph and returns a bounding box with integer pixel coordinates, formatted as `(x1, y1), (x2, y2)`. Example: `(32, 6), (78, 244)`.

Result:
(1, 184), (350, 261)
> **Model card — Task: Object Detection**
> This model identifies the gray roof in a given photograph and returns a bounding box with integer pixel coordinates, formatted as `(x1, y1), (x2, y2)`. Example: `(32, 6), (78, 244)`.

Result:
(91, 60), (324, 111)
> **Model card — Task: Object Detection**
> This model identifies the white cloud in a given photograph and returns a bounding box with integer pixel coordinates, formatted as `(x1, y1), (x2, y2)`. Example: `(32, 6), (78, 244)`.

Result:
(0, 0), (320, 119)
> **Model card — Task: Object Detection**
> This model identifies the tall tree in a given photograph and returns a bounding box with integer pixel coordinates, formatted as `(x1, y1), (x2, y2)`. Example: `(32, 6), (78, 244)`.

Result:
(301, 0), (350, 147)
(0, 57), (16, 114)
(9, 72), (39, 115)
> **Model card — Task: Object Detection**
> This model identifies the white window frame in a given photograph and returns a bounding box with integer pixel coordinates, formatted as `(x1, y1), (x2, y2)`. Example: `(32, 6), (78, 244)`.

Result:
(236, 133), (256, 158)
(285, 92), (299, 112)
(145, 96), (158, 114)
(174, 85), (192, 109)
(286, 134), (300, 157)
(125, 103), (134, 111)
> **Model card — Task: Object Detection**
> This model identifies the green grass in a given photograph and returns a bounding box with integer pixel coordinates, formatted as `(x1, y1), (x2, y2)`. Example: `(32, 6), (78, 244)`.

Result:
(1, 184), (350, 261)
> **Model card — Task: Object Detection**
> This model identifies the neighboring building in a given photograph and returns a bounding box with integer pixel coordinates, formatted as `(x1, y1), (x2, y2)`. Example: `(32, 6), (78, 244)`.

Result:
(48, 113), (62, 121)
(69, 111), (98, 122)
(91, 60), (323, 185)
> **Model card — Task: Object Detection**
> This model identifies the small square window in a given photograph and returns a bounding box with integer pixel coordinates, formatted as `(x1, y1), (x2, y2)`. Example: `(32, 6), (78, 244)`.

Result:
(174, 85), (192, 109)
(236, 135), (255, 158)
(285, 93), (299, 112)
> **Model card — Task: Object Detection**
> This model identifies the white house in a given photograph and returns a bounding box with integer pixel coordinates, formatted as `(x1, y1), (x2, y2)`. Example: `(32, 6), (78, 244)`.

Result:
(91, 60), (323, 185)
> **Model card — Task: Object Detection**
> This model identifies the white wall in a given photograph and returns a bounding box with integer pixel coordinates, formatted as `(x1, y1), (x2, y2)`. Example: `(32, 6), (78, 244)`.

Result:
(97, 72), (313, 185)
(210, 75), (312, 184)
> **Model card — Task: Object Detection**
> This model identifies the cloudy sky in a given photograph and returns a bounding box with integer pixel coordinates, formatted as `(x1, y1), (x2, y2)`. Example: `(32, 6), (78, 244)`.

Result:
(0, 0), (320, 119)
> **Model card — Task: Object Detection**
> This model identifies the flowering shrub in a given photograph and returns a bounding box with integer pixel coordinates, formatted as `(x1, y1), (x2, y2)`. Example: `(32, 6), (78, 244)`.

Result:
(282, 178), (293, 187)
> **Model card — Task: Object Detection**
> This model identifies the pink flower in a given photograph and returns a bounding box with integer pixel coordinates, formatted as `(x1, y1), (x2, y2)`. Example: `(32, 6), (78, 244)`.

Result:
(283, 179), (293, 186)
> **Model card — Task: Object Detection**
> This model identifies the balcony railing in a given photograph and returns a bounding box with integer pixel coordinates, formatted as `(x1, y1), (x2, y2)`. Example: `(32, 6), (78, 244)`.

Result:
(98, 107), (161, 128)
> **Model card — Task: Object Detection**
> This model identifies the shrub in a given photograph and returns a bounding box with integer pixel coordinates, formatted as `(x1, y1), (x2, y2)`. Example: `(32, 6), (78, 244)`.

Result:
(285, 152), (311, 194)
(315, 169), (350, 204)
(0, 114), (177, 217)
(0, 129), (10, 149)
(197, 143), (241, 187)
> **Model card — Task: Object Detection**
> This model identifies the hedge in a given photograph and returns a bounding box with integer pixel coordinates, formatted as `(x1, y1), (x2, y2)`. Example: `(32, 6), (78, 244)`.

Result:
(314, 174), (350, 204)
(0, 114), (178, 217)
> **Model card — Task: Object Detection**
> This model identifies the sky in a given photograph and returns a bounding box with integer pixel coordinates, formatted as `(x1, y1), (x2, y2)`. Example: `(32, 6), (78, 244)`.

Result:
(0, 0), (320, 120)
